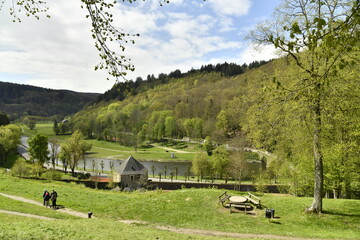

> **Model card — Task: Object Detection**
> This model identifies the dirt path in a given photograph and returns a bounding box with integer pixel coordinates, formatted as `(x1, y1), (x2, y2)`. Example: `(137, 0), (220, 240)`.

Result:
(0, 193), (89, 219)
(119, 221), (341, 240)
(0, 209), (56, 220)
(154, 145), (192, 154)
(1, 193), (347, 240)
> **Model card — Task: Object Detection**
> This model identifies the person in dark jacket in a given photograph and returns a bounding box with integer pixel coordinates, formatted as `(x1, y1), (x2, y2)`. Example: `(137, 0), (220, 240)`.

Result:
(42, 189), (49, 206)
(50, 190), (58, 209)
(43, 190), (51, 207)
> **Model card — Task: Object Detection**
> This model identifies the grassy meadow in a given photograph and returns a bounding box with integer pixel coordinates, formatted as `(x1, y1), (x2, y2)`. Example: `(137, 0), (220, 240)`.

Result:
(21, 123), (198, 161)
(0, 172), (359, 240)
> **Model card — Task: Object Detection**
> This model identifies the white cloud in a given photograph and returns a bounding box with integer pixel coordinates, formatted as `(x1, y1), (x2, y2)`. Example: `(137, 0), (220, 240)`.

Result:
(0, 0), (278, 93)
(0, 1), (114, 92)
(239, 43), (279, 64)
(207, 0), (252, 16)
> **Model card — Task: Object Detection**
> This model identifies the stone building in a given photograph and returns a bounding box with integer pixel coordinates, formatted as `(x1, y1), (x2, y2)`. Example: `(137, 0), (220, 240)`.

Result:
(113, 156), (148, 189)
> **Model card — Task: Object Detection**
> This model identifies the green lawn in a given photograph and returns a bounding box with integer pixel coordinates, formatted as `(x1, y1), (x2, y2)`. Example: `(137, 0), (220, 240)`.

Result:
(21, 123), (198, 161)
(0, 172), (359, 240)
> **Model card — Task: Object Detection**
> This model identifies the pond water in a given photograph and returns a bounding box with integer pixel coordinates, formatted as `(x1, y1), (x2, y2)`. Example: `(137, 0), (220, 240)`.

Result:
(83, 158), (265, 178)
(83, 158), (192, 176)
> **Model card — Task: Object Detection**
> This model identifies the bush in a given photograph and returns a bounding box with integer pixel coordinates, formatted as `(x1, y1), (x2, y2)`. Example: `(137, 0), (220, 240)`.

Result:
(277, 184), (291, 194)
(107, 181), (118, 189)
(11, 160), (31, 178)
(43, 169), (62, 180)
(77, 172), (91, 180)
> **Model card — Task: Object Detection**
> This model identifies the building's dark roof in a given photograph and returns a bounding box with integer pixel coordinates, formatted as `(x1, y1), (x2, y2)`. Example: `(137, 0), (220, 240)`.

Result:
(118, 156), (147, 175)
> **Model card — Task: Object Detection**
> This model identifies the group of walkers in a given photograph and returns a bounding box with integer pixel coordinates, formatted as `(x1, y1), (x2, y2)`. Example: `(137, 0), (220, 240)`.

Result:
(42, 189), (58, 209)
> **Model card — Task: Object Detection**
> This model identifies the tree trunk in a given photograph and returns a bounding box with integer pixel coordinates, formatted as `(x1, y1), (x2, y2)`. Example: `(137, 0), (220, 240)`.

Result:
(306, 95), (323, 214)
(344, 174), (352, 199)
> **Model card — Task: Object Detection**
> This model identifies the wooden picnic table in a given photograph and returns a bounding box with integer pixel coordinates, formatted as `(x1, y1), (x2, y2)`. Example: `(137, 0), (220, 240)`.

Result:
(229, 196), (247, 203)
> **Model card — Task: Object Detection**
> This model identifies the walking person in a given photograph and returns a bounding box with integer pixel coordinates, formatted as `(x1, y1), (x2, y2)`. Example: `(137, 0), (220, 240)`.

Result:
(42, 189), (49, 206)
(50, 190), (58, 209)
(44, 190), (51, 207)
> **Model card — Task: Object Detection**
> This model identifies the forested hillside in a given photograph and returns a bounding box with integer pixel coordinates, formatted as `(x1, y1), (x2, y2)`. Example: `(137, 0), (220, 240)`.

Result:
(0, 82), (99, 120)
(71, 55), (359, 198)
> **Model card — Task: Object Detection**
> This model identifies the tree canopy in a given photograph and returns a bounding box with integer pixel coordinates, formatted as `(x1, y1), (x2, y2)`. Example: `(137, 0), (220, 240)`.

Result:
(0, 124), (21, 167)
(28, 133), (50, 165)
(249, 0), (360, 213)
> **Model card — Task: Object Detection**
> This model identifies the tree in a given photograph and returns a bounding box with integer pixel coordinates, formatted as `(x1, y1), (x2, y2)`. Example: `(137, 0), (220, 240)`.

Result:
(0, 112), (10, 126)
(151, 164), (156, 178)
(60, 130), (92, 175)
(0, 124), (21, 167)
(158, 171), (163, 182)
(49, 138), (60, 168)
(203, 136), (214, 156)
(23, 117), (36, 130)
(227, 150), (248, 191)
(100, 160), (105, 173)
(53, 119), (60, 135)
(59, 152), (68, 173)
(250, 0), (360, 213)
(28, 133), (49, 165)
(192, 153), (210, 182)
(211, 145), (230, 181)
(165, 116), (176, 138)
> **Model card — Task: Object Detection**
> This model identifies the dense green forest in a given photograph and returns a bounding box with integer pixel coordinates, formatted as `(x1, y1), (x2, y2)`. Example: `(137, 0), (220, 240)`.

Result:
(0, 81), (99, 120)
(95, 61), (269, 103)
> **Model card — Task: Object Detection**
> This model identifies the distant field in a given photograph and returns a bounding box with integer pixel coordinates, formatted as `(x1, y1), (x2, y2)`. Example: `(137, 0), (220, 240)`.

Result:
(21, 123), (199, 161)
(0, 172), (359, 240)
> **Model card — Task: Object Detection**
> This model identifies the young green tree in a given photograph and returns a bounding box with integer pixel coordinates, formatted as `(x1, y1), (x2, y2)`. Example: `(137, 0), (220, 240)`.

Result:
(249, 0), (360, 213)
(211, 145), (230, 181)
(202, 136), (214, 156)
(60, 130), (92, 175)
(49, 138), (60, 168)
(192, 153), (210, 182)
(150, 164), (156, 178)
(165, 116), (176, 138)
(0, 124), (21, 167)
(28, 133), (49, 165)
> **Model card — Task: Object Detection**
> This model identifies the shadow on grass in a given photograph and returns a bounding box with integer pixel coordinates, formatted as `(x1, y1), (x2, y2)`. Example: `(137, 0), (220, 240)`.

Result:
(84, 152), (97, 156)
(322, 210), (360, 217)
(50, 205), (65, 210)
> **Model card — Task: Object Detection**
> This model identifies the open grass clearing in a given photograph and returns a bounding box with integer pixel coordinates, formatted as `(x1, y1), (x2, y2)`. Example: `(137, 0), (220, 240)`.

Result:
(21, 123), (199, 161)
(0, 172), (359, 239)
(0, 214), (233, 240)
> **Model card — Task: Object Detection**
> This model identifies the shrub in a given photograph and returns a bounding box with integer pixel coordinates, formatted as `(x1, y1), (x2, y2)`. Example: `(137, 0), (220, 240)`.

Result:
(11, 160), (31, 178)
(77, 172), (91, 180)
(43, 169), (62, 180)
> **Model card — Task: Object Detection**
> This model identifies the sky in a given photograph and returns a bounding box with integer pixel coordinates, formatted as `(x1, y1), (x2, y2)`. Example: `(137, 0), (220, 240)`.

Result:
(0, 0), (282, 93)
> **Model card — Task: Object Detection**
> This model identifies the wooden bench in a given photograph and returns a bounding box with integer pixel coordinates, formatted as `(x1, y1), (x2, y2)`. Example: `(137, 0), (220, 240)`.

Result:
(218, 191), (231, 206)
(245, 192), (261, 208)
(227, 202), (251, 214)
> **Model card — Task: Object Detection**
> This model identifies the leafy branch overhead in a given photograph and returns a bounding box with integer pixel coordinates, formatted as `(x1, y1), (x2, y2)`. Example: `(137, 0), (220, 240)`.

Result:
(81, 0), (137, 80)
(2, 0), (171, 80)
(2, 0), (50, 22)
